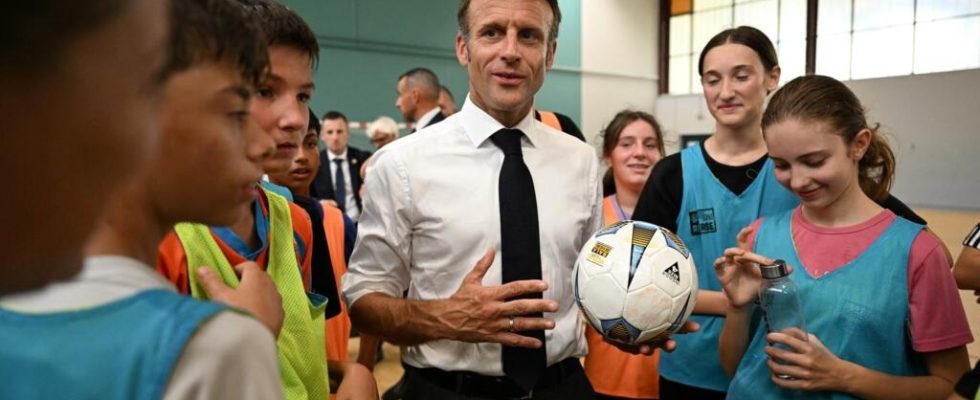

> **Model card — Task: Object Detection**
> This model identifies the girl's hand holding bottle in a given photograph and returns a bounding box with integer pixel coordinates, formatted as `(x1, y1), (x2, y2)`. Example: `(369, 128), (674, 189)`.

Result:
(764, 330), (852, 392)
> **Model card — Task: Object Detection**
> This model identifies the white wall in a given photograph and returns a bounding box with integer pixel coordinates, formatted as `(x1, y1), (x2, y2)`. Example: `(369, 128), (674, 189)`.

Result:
(656, 69), (980, 211)
(845, 70), (980, 210)
(655, 94), (713, 154)
(580, 0), (659, 148)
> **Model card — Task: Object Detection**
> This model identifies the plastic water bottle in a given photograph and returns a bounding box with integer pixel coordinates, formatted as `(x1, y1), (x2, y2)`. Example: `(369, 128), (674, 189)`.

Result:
(759, 259), (807, 380)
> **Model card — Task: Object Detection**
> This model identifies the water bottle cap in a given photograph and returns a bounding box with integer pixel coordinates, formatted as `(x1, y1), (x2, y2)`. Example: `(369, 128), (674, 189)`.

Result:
(760, 259), (789, 279)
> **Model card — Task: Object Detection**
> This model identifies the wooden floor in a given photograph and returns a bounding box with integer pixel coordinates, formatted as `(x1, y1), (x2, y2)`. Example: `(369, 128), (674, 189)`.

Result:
(351, 208), (980, 393)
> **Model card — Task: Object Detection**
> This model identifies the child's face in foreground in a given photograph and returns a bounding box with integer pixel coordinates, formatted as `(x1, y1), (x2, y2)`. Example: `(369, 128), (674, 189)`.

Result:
(766, 118), (869, 210)
(150, 61), (274, 226)
(0, 0), (168, 294)
(250, 45), (314, 175)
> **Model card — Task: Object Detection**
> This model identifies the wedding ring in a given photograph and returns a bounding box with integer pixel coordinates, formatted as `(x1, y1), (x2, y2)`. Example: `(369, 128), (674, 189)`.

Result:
(508, 317), (516, 332)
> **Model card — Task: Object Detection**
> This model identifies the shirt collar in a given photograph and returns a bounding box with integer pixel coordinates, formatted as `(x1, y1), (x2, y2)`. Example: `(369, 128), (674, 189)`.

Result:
(459, 93), (539, 149)
(0, 255), (176, 311)
(328, 148), (348, 161)
(416, 107), (442, 129)
(83, 256), (177, 291)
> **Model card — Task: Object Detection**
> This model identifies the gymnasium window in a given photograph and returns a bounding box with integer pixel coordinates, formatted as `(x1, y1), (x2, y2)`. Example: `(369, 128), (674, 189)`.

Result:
(661, 0), (980, 95)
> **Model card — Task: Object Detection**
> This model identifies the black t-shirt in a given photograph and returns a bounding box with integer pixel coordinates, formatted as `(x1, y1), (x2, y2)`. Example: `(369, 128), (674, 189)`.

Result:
(293, 195), (342, 319)
(631, 146), (926, 233)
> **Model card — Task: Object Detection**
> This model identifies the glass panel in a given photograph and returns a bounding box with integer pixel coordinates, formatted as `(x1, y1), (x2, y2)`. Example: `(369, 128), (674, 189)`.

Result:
(818, 0), (852, 35)
(695, 0), (733, 12)
(851, 25), (913, 79)
(779, 0), (808, 42)
(914, 16), (980, 74)
(777, 39), (807, 84)
(854, 0), (914, 30)
(916, 0), (980, 22)
(670, 55), (692, 95)
(670, 15), (693, 56)
(816, 32), (851, 80)
(693, 6), (735, 54)
(734, 0), (779, 42)
(691, 51), (705, 95)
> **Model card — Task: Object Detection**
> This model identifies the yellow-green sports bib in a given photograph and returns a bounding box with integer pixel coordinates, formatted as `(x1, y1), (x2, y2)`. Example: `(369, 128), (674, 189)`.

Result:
(176, 188), (329, 399)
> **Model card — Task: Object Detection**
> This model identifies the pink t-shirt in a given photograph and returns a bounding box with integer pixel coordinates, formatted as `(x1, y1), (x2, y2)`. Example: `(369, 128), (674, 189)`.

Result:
(747, 207), (973, 353)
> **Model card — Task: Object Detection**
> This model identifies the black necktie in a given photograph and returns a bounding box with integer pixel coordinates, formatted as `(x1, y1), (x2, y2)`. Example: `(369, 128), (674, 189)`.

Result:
(333, 158), (346, 211)
(491, 128), (546, 391)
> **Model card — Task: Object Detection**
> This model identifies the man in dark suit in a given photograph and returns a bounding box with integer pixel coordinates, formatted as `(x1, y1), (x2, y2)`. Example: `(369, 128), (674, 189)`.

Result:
(438, 85), (458, 117)
(312, 110), (371, 221)
(395, 68), (446, 133)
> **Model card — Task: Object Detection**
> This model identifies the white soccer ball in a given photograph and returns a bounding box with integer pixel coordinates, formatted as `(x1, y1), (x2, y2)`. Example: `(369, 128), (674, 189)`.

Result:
(574, 220), (698, 345)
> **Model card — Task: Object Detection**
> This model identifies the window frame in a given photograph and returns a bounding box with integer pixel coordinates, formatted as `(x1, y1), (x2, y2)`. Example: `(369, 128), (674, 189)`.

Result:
(659, 0), (979, 94)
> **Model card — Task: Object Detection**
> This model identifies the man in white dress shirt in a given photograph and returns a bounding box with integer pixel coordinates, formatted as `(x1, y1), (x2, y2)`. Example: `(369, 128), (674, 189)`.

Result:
(344, 0), (601, 398)
(395, 67), (447, 132)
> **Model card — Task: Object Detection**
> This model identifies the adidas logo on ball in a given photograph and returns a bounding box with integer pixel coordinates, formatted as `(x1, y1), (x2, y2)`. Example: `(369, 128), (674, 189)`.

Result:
(663, 262), (680, 285)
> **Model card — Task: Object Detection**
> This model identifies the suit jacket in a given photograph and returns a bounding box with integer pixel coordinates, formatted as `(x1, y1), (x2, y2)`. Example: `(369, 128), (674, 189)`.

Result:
(424, 111), (446, 128)
(410, 111), (446, 133)
(311, 146), (372, 212)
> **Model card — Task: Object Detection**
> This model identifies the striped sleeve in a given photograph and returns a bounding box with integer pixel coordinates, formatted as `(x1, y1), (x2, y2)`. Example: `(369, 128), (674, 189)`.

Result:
(964, 223), (980, 249)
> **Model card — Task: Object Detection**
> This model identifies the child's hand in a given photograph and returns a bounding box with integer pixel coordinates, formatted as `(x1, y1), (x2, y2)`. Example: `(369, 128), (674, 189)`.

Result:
(764, 331), (848, 392)
(197, 262), (284, 336)
(605, 320), (701, 355)
(714, 248), (773, 309)
(335, 362), (379, 400)
(735, 225), (754, 251)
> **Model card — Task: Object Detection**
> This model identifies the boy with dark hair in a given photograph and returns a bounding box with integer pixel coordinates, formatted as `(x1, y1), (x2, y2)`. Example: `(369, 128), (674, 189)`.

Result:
(268, 111), (378, 392)
(157, 1), (377, 399)
(0, 0), (286, 398)
(0, 0), (167, 295)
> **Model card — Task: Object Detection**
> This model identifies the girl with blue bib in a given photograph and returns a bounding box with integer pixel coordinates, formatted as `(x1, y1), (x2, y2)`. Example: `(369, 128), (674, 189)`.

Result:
(632, 26), (927, 399)
(632, 26), (796, 399)
(714, 75), (972, 399)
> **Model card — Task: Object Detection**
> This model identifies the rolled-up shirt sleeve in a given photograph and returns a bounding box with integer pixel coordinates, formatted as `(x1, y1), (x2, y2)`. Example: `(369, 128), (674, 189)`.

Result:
(342, 148), (414, 307)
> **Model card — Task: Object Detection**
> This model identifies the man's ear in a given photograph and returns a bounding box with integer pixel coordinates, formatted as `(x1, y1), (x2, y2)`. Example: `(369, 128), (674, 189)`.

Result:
(456, 34), (469, 67)
(545, 41), (557, 70)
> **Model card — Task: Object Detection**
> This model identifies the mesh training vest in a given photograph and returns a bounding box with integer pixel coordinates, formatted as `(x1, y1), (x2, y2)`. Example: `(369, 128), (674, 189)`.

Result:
(0, 290), (223, 400)
(659, 144), (798, 391)
(320, 200), (351, 363)
(176, 188), (329, 400)
(727, 210), (927, 399)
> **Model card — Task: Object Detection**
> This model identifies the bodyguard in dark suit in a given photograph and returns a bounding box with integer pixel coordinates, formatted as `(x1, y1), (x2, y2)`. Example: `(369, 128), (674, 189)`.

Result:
(395, 67), (446, 133)
(312, 110), (371, 221)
